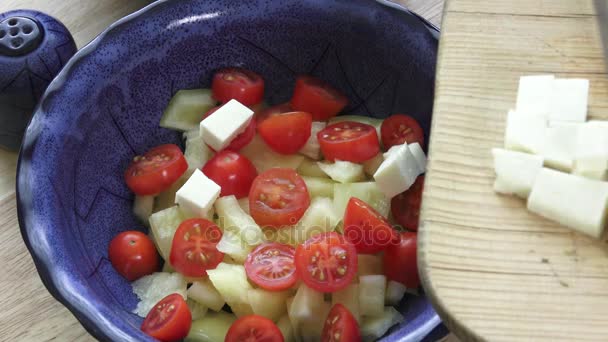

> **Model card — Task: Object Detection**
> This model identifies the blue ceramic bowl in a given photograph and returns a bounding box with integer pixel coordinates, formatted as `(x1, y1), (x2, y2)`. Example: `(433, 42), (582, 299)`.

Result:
(17, 0), (440, 340)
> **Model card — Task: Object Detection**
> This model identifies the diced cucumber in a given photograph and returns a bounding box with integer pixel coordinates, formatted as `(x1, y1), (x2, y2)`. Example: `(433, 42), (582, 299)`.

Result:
(299, 301), (331, 342)
(187, 299), (208, 320)
(361, 307), (404, 342)
(185, 135), (213, 173)
(160, 89), (215, 132)
(299, 121), (327, 160)
(317, 160), (365, 183)
(363, 153), (384, 177)
(183, 129), (200, 141)
(207, 263), (252, 304)
(216, 229), (252, 263)
(297, 158), (330, 178)
(286, 296), (302, 342)
(333, 182), (390, 218)
(132, 272), (187, 317)
(162, 262), (174, 273)
(277, 315), (295, 342)
(357, 254), (384, 277)
(187, 279), (226, 312)
(149, 206), (186, 260)
(385, 280), (408, 306)
(133, 196), (154, 226)
(185, 311), (237, 342)
(302, 176), (335, 198)
(228, 301), (255, 318)
(331, 284), (361, 322)
(359, 275), (387, 317)
(215, 195), (263, 246)
(289, 285), (330, 341)
(248, 288), (290, 322)
(328, 115), (383, 142)
(155, 176), (188, 213)
(241, 135), (305, 172)
(237, 197), (250, 214)
(271, 197), (339, 246)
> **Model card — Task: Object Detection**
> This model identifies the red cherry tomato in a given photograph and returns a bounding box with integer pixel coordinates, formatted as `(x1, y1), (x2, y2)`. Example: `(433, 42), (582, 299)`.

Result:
(317, 121), (380, 162)
(141, 293), (192, 342)
(202, 151), (257, 198)
(295, 232), (357, 293)
(108, 231), (159, 281)
(343, 197), (398, 254)
(258, 111), (312, 155)
(203, 106), (257, 152)
(391, 176), (424, 231)
(290, 75), (348, 121)
(249, 168), (311, 228)
(170, 218), (224, 277)
(383, 231), (420, 288)
(321, 304), (361, 342)
(381, 114), (425, 149)
(245, 242), (297, 291)
(212, 67), (264, 106)
(225, 315), (284, 342)
(125, 144), (188, 196)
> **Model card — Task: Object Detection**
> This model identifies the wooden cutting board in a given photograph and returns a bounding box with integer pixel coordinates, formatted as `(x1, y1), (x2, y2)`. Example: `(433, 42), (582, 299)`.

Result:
(419, 0), (608, 341)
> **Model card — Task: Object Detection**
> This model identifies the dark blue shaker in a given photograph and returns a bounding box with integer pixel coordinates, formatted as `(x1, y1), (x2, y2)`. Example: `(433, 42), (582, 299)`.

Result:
(0, 10), (76, 151)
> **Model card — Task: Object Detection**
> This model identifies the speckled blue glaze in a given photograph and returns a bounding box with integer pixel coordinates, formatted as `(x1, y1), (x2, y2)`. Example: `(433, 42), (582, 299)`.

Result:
(17, 1), (441, 341)
(0, 10), (76, 151)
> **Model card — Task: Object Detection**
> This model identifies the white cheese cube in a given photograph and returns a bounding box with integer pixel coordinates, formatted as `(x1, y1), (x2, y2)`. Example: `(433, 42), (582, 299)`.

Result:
(541, 122), (580, 171)
(408, 142), (427, 173)
(175, 169), (221, 218)
(515, 75), (554, 116)
(504, 110), (547, 154)
(573, 122), (608, 180)
(374, 144), (421, 198)
(548, 78), (589, 123)
(527, 168), (608, 239)
(492, 148), (543, 198)
(299, 121), (326, 160)
(200, 99), (254, 151)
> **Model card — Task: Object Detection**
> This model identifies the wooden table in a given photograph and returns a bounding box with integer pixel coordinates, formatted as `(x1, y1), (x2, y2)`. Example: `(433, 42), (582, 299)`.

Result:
(420, 0), (608, 341)
(0, 0), (448, 341)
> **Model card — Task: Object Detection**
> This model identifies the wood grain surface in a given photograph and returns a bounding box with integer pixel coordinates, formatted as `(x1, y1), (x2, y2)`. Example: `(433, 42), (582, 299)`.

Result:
(419, 0), (608, 341)
(0, 0), (450, 341)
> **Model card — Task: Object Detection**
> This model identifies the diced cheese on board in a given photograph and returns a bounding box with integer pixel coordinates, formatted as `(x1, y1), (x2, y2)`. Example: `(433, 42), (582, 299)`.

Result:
(492, 148), (544, 199)
(374, 143), (421, 198)
(541, 122), (580, 172)
(200, 99), (254, 151)
(408, 142), (427, 173)
(515, 75), (554, 116)
(548, 78), (589, 123)
(175, 169), (220, 218)
(527, 168), (608, 239)
(573, 122), (608, 180)
(504, 110), (547, 154)
(299, 121), (326, 160)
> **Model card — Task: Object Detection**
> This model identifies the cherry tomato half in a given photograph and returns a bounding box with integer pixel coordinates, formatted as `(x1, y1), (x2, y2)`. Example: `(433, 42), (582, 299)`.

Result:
(170, 218), (224, 277)
(108, 231), (159, 281)
(317, 121), (380, 163)
(258, 111), (312, 155)
(255, 102), (293, 120)
(141, 293), (192, 342)
(249, 168), (311, 228)
(225, 315), (284, 342)
(321, 304), (360, 342)
(203, 106), (257, 152)
(343, 197), (398, 254)
(381, 114), (425, 149)
(245, 242), (297, 291)
(125, 144), (188, 196)
(391, 176), (424, 231)
(383, 231), (420, 288)
(295, 232), (357, 293)
(212, 67), (264, 106)
(290, 75), (348, 121)
(202, 151), (257, 199)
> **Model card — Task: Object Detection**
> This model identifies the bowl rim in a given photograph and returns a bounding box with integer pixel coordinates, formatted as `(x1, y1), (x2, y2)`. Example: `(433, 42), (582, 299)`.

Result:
(16, 1), (440, 341)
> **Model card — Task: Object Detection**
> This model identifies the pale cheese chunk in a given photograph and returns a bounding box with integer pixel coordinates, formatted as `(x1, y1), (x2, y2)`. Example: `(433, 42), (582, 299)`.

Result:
(408, 142), (427, 173)
(515, 75), (555, 116)
(527, 168), (608, 239)
(504, 110), (547, 154)
(374, 144), (421, 198)
(175, 169), (220, 218)
(492, 149), (543, 198)
(541, 122), (580, 171)
(573, 122), (608, 180)
(200, 99), (254, 151)
(548, 78), (589, 123)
